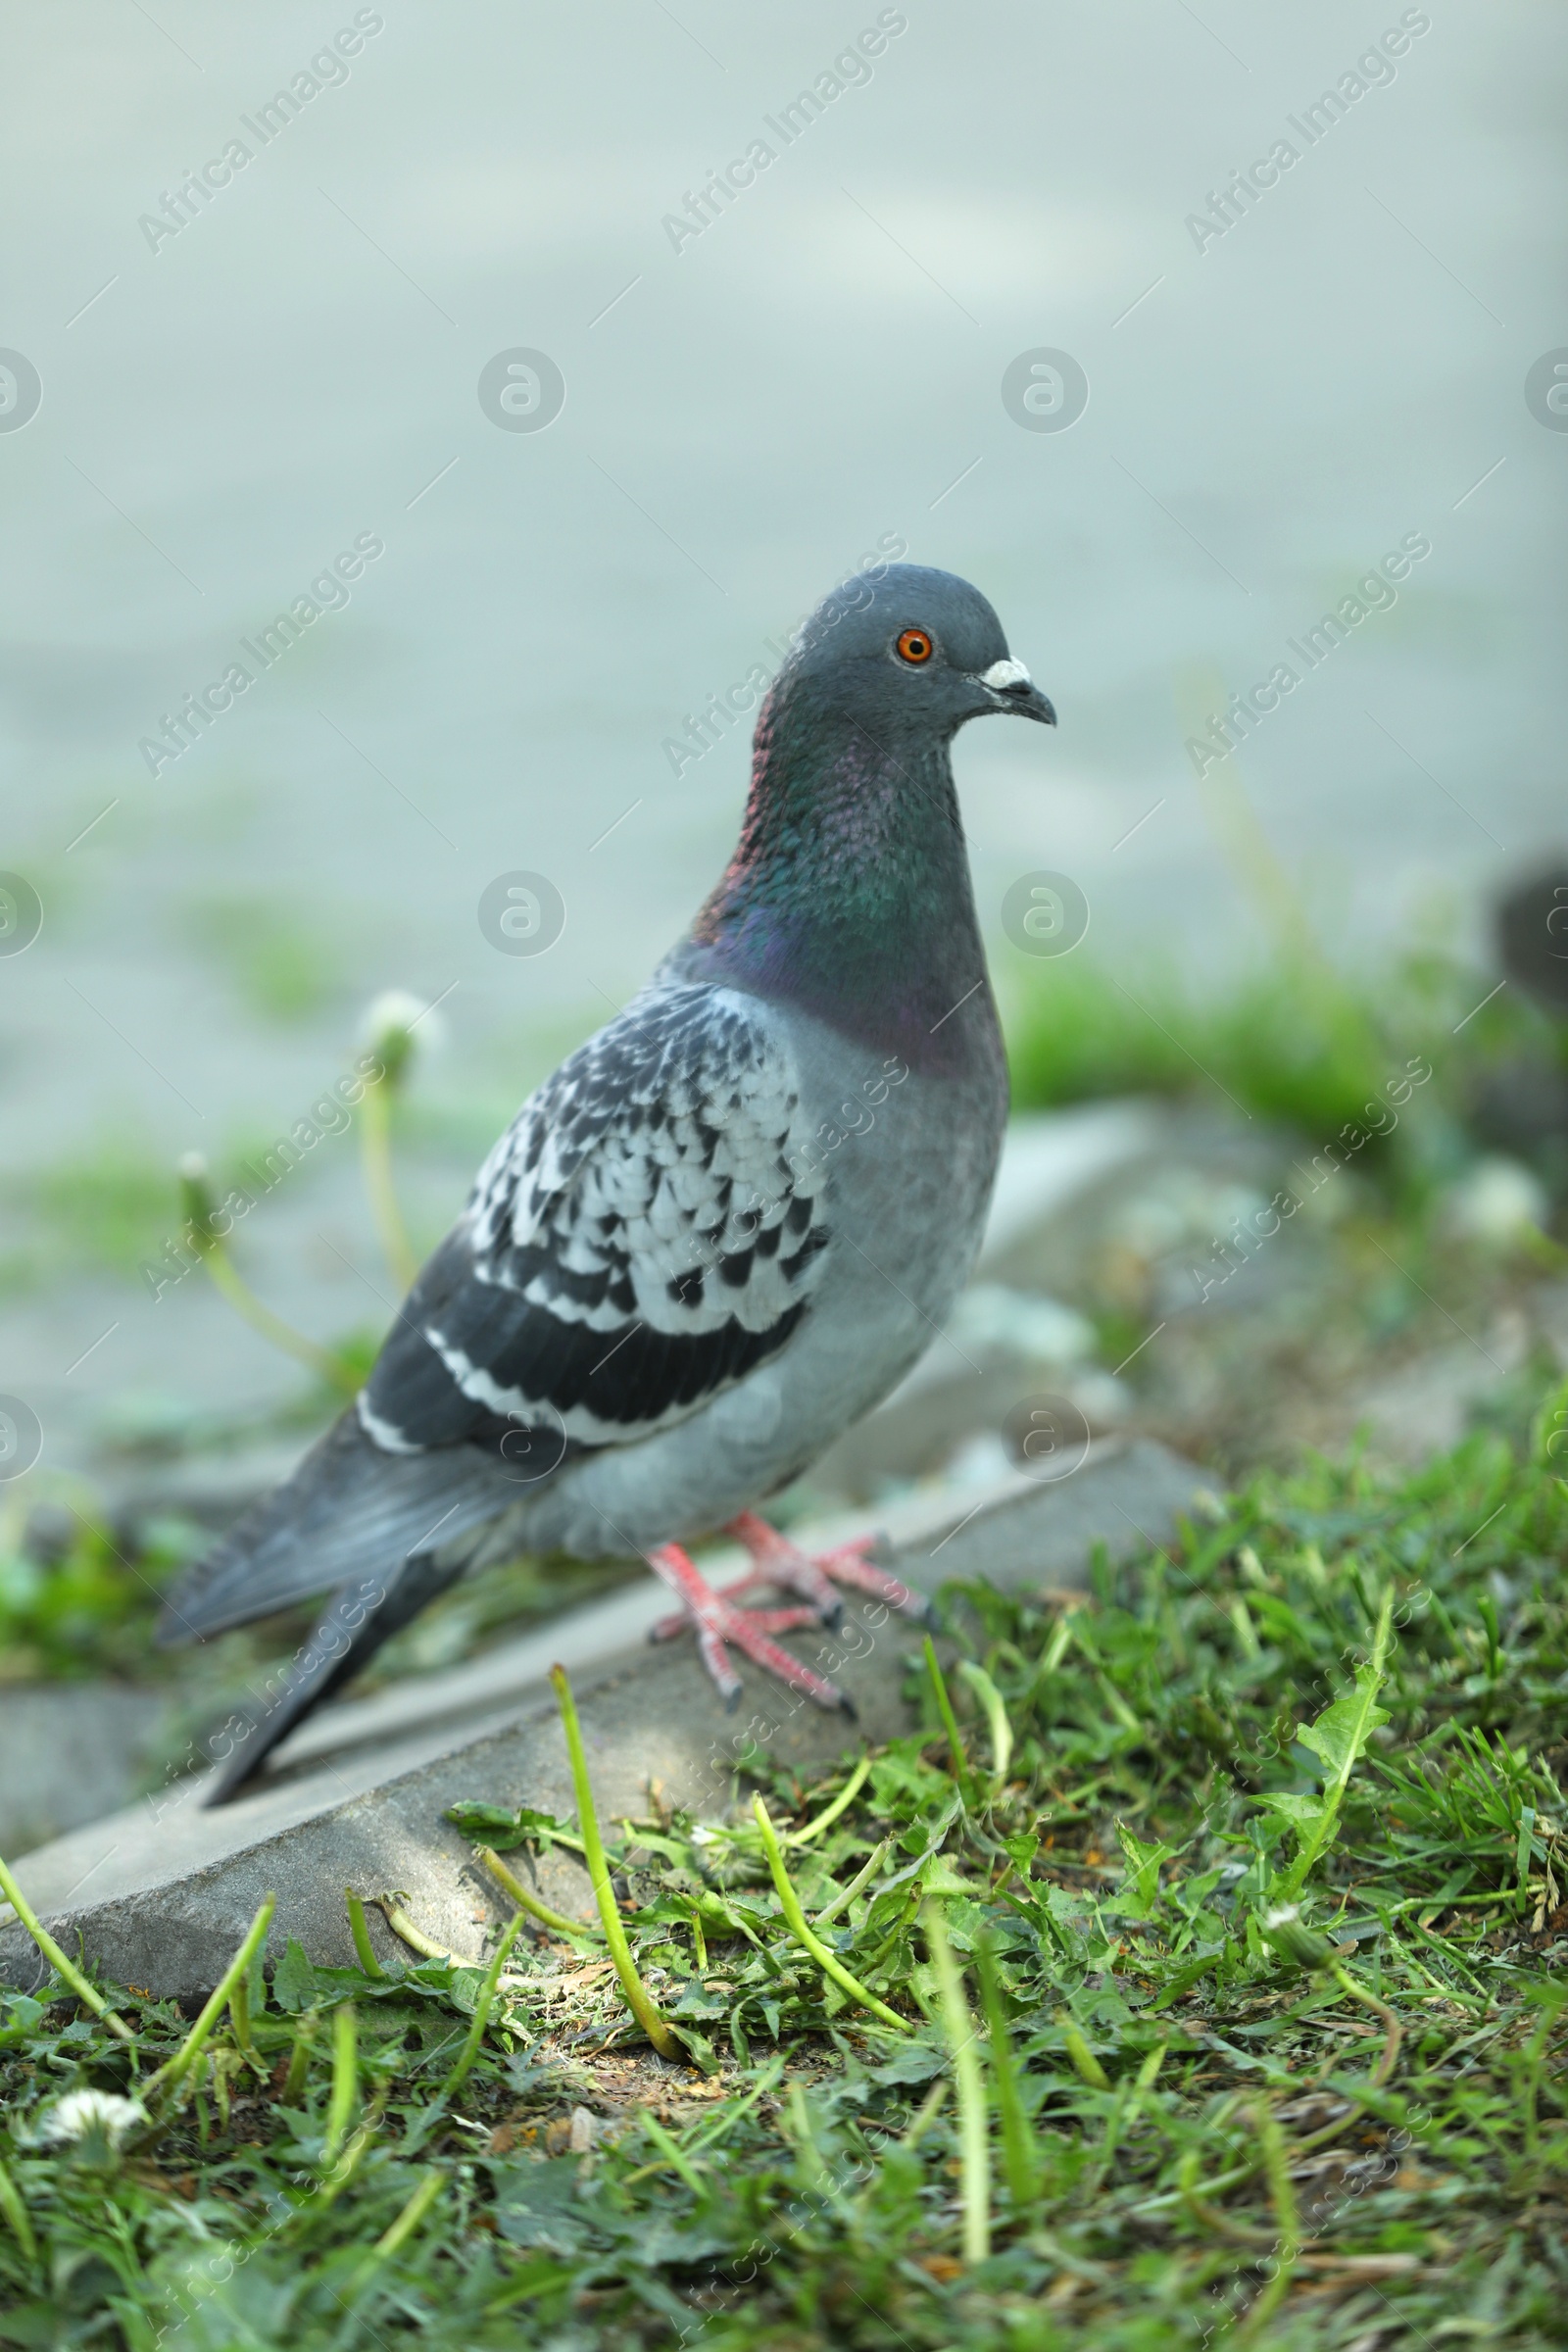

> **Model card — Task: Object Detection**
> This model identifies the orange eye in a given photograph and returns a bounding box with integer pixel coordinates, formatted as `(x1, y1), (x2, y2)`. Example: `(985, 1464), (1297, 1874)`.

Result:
(896, 627), (933, 664)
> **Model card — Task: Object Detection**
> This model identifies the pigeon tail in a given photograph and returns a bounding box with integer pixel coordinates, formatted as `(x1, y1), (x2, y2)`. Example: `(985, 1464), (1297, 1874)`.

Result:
(199, 1552), (468, 1803)
(157, 1405), (513, 1648)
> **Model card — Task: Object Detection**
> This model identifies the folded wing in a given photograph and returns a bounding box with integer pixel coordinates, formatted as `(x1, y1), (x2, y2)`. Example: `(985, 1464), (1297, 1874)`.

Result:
(163, 981), (830, 1640)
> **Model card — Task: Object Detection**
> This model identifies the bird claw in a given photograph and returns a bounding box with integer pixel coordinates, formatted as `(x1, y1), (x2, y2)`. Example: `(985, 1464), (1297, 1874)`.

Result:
(809, 1536), (932, 1623)
(649, 1600), (819, 1643)
(644, 1511), (927, 1711)
(645, 1542), (850, 1713)
(721, 1511), (929, 1623)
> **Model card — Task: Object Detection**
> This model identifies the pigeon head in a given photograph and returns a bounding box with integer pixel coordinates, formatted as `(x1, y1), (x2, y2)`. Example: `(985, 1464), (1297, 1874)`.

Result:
(684, 562), (1055, 1065)
(780, 563), (1056, 742)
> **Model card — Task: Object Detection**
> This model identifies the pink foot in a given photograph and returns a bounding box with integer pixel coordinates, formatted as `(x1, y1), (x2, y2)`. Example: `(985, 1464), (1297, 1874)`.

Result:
(644, 1515), (931, 1711)
(723, 1511), (931, 1624)
(645, 1542), (852, 1713)
(648, 1512), (930, 1645)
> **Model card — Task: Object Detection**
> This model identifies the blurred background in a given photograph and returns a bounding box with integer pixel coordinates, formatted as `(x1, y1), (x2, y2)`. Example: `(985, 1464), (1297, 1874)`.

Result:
(2, 0), (1566, 1840)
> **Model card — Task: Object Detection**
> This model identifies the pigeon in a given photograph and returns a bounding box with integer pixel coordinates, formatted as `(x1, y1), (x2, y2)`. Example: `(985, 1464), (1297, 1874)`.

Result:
(162, 564), (1056, 1801)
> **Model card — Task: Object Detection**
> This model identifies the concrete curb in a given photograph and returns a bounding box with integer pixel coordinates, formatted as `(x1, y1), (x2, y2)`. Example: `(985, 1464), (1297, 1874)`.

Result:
(0, 1439), (1205, 1997)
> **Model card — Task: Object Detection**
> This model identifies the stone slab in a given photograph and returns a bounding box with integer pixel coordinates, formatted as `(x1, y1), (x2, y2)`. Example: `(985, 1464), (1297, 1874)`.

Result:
(0, 1440), (1204, 1999)
(0, 1687), (168, 1856)
(974, 1101), (1167, 1275)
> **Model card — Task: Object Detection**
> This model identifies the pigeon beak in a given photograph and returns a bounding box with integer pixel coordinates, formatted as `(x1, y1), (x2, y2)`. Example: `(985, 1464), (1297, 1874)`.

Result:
(978, 657), (1056, 726)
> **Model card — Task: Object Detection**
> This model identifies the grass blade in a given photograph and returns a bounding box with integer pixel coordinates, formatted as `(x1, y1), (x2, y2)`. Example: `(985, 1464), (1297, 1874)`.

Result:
(282, 2014), (318, 2103)
(345, 1888), (388, 1978)
(146, 1894), (276, 2104)
(785, 1754), (872, 1845)
(358, 1074), (419, 1294)
(1061, 2015), (1111, 2091)
(901, 2077), (951, 2147)
(753, 1794), (908, 2032)
(321, 2002), (358, 2169)
(923, 1635), (970, 1788)
(0, 2155), (37, 2263)
(976, 1931), (1035, 2204)
(228, 1962), (261, 2072)
(551, 1664), (680, 2058)
(638, 2111), (706, 2194)
(924, 1900), (989, 2265)
(0, 1853), (133, 2043)
(375, 1898), (458, 1963)
(346, 2167), (445, 2298)
(1272, 1588), (1394, 1902)
(812, 1836), (893, 1929)
(957, 1659), (1013, 1786)
(1237, 2102), (1299, 2341)
(440, 1908), (527, 2096)
(478, 1844), (605, 1941)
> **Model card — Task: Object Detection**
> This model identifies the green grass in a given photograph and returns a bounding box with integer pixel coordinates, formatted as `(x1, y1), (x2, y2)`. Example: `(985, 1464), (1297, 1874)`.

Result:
(4, 1125), (345, 1294)
(179, 898), (342, 1024)
(1004, 943), (1561, 1181)
(0, 1504), (201, 1687)
(0, 1494), (633, 1695)
(4, 1395), (1567, 2346)
(8, 1140), (185, 1288)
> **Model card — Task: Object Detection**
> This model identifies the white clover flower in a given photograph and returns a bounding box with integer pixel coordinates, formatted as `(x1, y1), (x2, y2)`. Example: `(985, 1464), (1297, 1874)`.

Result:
(359, 988), (445, 1051)
(358, 989), (445, 1087)
(36, 2088), (147, 2150)
(1258, 1904), (1333, 1971)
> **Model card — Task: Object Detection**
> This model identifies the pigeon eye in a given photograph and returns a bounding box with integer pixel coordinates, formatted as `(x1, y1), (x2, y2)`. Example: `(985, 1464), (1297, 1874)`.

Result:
(895, 627), (933, 664)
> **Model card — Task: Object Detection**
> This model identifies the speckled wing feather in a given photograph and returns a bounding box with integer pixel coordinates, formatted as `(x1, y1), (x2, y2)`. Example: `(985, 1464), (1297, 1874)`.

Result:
(358, 981), (831, 1456)
(163, 984), (833, 1645)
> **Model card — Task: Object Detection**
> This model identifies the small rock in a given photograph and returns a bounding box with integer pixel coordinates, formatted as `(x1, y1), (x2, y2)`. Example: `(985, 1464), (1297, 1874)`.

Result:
(1439, 1156), (1549, 1247)
(1346, 1315), (1532, 1464)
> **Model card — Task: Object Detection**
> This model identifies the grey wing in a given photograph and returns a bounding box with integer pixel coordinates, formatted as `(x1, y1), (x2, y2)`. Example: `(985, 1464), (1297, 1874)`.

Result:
(164, 984), (832, 1643)
(357, 980), (832, 1455)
